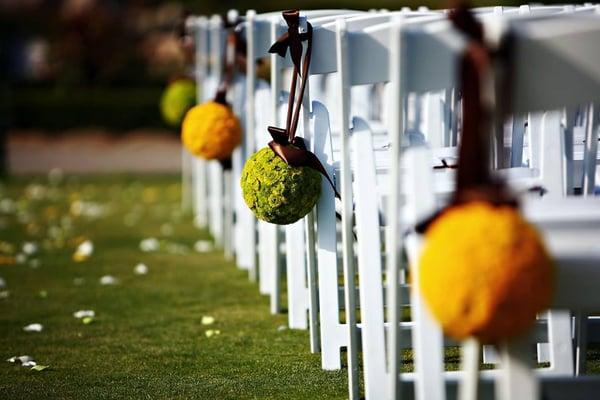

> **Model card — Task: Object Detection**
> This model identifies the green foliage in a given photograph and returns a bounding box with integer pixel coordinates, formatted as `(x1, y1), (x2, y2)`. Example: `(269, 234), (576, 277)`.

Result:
(160, 80), (197, 127)
(241, 147), (321, 225)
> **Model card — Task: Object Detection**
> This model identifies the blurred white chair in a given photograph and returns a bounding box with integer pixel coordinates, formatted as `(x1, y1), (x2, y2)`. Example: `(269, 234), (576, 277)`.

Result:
(388, 10), (600, 400)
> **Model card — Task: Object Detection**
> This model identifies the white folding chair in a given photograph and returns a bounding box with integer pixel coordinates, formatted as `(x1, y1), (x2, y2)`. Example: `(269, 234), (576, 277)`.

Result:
(388, 10), (600, 400)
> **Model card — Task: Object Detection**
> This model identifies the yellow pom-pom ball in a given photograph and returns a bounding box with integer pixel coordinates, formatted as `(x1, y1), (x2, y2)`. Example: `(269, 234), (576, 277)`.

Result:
(181, 101), (242, 161)
(418, 202), (554, 343)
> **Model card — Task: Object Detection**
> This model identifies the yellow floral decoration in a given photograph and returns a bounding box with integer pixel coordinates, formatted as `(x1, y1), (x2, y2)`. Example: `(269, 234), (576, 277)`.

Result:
(418, 202), (554, 343)
(181, 101), (241, 160)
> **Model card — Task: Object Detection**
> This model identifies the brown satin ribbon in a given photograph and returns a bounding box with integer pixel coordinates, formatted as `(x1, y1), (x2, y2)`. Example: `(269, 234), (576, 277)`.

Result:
(417, 2), (516, 233)
(267, 10), (340, 198)
(213, 18), (245, 169)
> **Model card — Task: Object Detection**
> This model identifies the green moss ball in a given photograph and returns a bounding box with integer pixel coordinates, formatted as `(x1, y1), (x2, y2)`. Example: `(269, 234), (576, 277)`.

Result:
(241, 146), (322, 225)
(160, 80), (197, 127)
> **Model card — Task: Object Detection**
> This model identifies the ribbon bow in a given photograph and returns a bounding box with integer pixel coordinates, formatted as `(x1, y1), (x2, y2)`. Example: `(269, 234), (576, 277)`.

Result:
(417, 2), (517, 232)
(266, 10), (340, 198)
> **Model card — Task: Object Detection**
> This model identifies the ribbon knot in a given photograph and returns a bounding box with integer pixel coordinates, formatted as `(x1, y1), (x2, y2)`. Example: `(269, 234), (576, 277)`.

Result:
(266, 10), (340, 199)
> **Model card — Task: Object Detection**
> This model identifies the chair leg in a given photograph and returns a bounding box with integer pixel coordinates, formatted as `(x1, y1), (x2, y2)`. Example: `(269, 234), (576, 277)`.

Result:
(574, 312), (589, 376)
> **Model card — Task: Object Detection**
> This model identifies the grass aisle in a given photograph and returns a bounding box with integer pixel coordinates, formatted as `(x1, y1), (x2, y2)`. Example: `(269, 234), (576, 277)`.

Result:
(0, 175), (347, 399)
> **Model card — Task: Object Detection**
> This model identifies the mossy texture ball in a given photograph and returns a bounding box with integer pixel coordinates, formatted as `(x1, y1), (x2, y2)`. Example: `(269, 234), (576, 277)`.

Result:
(418, 202), (554, 343)
(241, 147), (321, 225)
(181, 101), (242, 160)
(160, 80), (196, 127)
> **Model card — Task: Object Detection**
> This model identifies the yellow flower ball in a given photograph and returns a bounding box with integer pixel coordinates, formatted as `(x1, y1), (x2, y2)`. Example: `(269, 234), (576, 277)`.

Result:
(418, 202), (554, 343)
(181, 101), (242, 160)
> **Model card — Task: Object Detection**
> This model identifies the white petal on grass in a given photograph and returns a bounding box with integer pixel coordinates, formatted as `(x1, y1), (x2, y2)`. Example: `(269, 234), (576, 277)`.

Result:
(277, 325), (288, 332)
(134, 263), (148, 275)
(140, 238), (159, 252)
(73, 310), (95, 319)
(0, 290), (9, 300)
(166, 242), (189, 255)
(22, 361), (37, 367)
(23, 323), (43, 332)
(30, 364), (49, 371)
(194, 240), (213, 253)
(73, 277), (85, 286)
(15, 253), (26, 264)
(160, 223), (174, 236)
(38, 290), (48, 299)
(0, 276), (6, 289)
(0, 198), (15, 214)
(201, 316), (215, 325)
(204, 329), (221, 338)
(7, 355), (34, 364)
(99, 275), (118, 285)
(48, 167), (64, 185)
(22, 242), (38, 255)
(73, 240), (93, 262)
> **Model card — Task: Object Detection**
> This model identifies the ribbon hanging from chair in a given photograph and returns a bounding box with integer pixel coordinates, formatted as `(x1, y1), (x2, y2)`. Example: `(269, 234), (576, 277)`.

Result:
(267, 10), (340, 198)
(417, 2), (517, 232)
(212, 16), (245, 170)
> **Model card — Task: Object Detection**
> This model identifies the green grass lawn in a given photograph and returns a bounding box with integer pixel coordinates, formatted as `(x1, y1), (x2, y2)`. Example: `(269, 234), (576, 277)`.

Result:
(0, 174), (348, 399)
(2, 174), (600, 399)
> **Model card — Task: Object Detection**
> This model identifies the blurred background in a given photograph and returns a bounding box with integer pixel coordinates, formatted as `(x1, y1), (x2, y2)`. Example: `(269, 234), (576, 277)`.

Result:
(0, 0), (566, 175)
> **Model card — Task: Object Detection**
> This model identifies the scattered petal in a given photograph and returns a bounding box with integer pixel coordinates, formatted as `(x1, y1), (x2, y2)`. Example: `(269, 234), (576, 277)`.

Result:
(38, 290), (48, 299)
(99, 275), (118, 285)
(7, 355), (34, 364)
(0, 198), (15, 214)
(73, 240), (93, 262)
(165, 242), (189, 255)
(15, 253), (26, 264)
(22, 242), (38, 255)
(22, 361), (37, 367)
(73, 277), (85, 286)
(48, 167), (64, 185)
(134, 263), (148, 275)
(23, 323), (43, 332)
(201, 316), (215, 325)
(140, 238), (159, 252)
(0, 290), (9, 300)
(0, 241), (15, 254)
(277, 325), (288, 332)
(82, 317), (94, 325)
(73, 310), (95, 319)
(30, 364), (49, 371)
(70, 201), (107, 219)
(204, 329), (221, 338)
(194, 240), (213, 253)
(160, 223), (174, 236)
(0, 276), (5, 289)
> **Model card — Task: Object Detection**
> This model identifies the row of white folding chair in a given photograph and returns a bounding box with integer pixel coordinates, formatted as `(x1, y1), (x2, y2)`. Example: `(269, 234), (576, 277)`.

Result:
(188, 9), (596, 400)
(312, 7), (596, 398)
(401, 147), (600, 400)
(387, 11), (600, 400)
(307, 7), (570, 398)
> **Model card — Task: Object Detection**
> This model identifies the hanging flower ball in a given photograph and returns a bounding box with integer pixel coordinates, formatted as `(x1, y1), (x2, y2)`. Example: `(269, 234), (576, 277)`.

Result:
(418, 202), (554, 343)
(241, 147), (321, 225)
(160, 79), (197, 127)
(181, 101), (241, 160)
